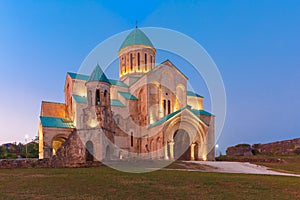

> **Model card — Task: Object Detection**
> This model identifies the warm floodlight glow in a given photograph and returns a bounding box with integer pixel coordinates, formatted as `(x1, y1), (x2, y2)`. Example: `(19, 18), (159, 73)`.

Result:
(202, 155), (207, 161)
(89, 119), (98, 128)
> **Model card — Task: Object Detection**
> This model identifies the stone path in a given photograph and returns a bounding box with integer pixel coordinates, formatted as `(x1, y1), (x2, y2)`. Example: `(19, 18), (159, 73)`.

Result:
(185, 161), (300, 177)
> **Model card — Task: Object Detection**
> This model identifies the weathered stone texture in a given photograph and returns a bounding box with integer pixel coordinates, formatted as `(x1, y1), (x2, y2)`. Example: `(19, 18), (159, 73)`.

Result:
(254, 138), (300, 155)
(226, 144), (253, 156)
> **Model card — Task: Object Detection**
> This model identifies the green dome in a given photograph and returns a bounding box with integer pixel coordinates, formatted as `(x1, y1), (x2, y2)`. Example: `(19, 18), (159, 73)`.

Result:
(119, 28), (154, 52)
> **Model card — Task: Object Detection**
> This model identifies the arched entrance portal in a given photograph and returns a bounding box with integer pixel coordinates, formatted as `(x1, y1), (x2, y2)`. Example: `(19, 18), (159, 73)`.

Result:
(85, 141), (94, 162)
(173, 129), (190, 160)
(52, 136), (67, 156)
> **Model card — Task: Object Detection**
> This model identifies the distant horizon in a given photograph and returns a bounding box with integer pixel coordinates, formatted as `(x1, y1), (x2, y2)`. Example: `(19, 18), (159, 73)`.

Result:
(1, 1), (299, 154)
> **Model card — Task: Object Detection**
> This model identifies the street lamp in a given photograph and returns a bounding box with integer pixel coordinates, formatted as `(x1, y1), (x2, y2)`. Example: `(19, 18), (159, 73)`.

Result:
(215, 144), (220, 157)
(25, 134), (29, 158)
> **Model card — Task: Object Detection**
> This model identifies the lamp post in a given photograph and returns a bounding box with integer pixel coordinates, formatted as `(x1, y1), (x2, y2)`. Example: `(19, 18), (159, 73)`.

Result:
(215, 144), (220, 157)
(25, 134), (29, 158)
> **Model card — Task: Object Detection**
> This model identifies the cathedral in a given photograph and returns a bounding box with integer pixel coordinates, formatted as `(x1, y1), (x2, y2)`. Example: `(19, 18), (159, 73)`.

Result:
(38, 28), (215, 164)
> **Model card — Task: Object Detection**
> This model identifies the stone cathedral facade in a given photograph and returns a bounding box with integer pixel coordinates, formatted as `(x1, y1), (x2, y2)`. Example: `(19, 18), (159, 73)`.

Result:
(38, 28), (215, 165)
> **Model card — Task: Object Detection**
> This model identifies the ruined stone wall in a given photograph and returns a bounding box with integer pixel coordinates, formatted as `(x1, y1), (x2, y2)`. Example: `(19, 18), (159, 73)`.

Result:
(254, 138), (300, 155)
(50, 130), (86, 167)
(226, 144), (253, 156)
(0, 158), (50, 169)
(226, 138), (300, 156)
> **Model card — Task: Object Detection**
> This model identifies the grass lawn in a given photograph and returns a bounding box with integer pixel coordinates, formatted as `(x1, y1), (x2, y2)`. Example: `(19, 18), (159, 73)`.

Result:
(254, 155), (300, 175)
(0, 166), (299, 200)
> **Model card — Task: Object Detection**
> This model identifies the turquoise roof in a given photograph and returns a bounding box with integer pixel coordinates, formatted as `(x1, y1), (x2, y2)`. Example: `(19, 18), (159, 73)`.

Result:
(111, 99), (125, 107)
(118, 91), (138, 100)
(109, 79), (129, 87)
(119, 28), (154, 51)
(72, 94), (87, 104)
(187, 91), (204, 98)
(87, 64), (110, 84)
(67, 72), (128, 87)
(191, 109), (214, 117)
(148, 108), (185, 129)
(148, 107), (211, 129)
(40, 116), (75, 129)
(67, 72), (89, 81)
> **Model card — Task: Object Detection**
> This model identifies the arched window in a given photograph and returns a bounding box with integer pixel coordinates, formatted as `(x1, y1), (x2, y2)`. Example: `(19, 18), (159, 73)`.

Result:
(137, 53), (140, 70)
(124, 56), (126, 73)
(86, 141), (94, 162)
(144, 53), (147, 71)
(150, 56), (153, 68)
(168, 100), (171, 114)
(163, 100), (166, 116)
(131, 132), (133, 147)
(130, 53), (133, 71)
(96, 89), (100, 105)
(104, 90), (108, 105)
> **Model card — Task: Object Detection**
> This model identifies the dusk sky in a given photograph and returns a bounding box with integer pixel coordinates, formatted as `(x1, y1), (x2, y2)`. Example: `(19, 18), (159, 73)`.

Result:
(0, 0), (299, 153)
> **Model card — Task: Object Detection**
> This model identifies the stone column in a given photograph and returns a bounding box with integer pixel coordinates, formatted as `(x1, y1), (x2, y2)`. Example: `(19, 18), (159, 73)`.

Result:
(164, 144), (169, 160)
(169, 141), (174, 160)
(190, 143), (196, 161)
(197, 142), (202, 161)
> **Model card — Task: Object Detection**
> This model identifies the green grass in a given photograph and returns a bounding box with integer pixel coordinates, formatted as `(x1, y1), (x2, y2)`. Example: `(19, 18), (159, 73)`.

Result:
(253, 155), (300, 175)
(0, 166), (299, 200)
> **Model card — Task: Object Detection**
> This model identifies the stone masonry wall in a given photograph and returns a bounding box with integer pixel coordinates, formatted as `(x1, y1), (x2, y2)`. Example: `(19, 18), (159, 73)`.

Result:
(226, 138), (300, 156)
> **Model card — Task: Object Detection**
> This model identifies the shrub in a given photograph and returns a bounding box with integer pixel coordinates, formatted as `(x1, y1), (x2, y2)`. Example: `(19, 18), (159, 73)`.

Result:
(235, 144), (250, 148)
(294, 148), (300, 155)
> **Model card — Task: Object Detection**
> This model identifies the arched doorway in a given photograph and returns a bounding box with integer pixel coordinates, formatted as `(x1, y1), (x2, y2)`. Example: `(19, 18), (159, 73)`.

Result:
(173, 129), (190, 160)
(52, 136), (67, 156)
(85, 141), (94, 162)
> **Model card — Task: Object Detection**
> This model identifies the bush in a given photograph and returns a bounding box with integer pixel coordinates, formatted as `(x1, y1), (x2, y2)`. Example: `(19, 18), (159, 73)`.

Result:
(294, 148), (300, 155)
(235, 144), (250, 148)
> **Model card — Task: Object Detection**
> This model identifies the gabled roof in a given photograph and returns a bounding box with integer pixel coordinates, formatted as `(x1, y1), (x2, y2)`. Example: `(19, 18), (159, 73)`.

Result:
(40, 116), (75, 129)
(148, 106), (210, 129)
(109, 79), (129, 87)
(111, 99), (125, 107)
(67, 72), (89, 81)
(67, 72), (128, 87)
(119, 28), (154, 52)
(87, 64), (110, 84)
(118, 91), (138, 100)
(148, 107), (185, 129)
(159, 59), (188, 80)
(187, 91), (204, 98)
(190, 109), (214, 117)
(72, 94), (87, 104)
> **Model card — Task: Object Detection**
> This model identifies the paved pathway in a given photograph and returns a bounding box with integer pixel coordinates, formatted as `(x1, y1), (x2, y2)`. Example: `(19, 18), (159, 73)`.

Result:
(185, 161), (300, 177)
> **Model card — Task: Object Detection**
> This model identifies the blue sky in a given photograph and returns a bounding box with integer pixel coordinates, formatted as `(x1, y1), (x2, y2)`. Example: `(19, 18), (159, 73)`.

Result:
(0, 0), (299, 153)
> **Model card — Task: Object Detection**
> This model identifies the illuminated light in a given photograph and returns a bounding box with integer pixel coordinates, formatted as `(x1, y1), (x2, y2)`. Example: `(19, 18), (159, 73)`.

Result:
(202, 155), (207, 161)
(89, 119), (98, 128)
(215, 144), (219, 148)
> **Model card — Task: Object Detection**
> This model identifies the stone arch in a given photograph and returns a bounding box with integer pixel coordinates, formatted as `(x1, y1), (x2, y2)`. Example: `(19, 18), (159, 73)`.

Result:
(173, 129), (190, 160)
(162, 113), (207, 160)
(52, 135), (67, 156)
(85, 140), (94, 162)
